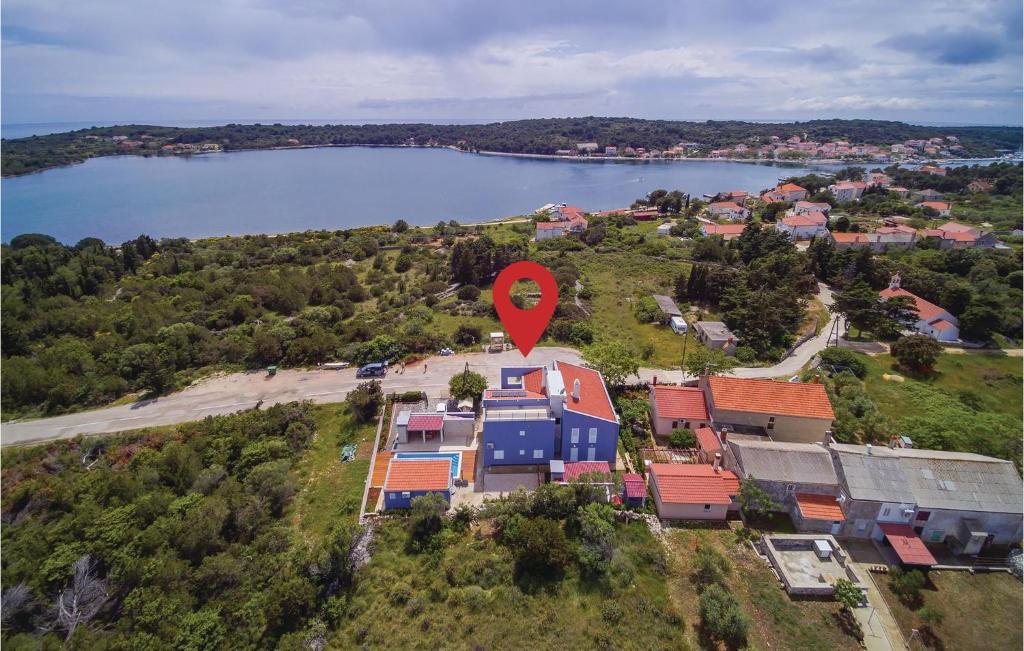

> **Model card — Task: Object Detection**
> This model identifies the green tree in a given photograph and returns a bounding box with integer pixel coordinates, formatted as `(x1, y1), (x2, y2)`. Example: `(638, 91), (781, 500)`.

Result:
(392, 219), (409, 233)
(876, 295), (918, 340)
(346, 380), (383, 423)
(698, 583), (750, 647)
(448, 370), (488, 401)
(891, 334), (942, 374)
(833, 578), (863, 611)
(737, 476), (777, 516)
(633, 296), (662, 324)
(577, 502), (616, 575)
(582, 340), (640, 386)
(831, 279), (882, 336)
(683, 347), (735, 376)
(453, 324), (482, 346)
(501, 516), (574, 578)
(668, 428), (697, 449)
(407, 493), (448, 551)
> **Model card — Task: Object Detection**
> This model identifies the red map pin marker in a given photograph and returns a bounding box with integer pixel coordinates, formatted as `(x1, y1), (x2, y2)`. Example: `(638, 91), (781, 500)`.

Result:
(492, 261), (559, 357)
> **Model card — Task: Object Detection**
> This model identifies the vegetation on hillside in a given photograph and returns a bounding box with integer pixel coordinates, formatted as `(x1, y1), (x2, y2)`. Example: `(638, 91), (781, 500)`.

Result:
(4, 118), (1021, 176)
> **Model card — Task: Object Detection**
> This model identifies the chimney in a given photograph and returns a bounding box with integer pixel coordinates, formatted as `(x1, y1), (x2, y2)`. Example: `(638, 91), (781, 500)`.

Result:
(572, 378), (581, 401)
(719, 428), (727, 443)
(713, 453), (722, 472)
(866, 444), (873, 456)
(653, 375), (658, 386)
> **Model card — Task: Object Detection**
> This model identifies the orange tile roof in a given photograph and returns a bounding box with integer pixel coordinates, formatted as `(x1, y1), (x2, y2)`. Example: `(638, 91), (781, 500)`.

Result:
(371, 452), (393, 487)
(928, 318), (955, 331)
(384, 459), (451, 492)
(830, 232), (870, 244)
(920, 201), (950, 210)
(709, 201), (744, 211)
(778, 183), (807, 193)
(780, 214), (820, 227)
(695, 426), (722, 454)
(558, 361), (616, 422)
(650, 463), (739, 504)
(706, 376), (835, 420)
(795, 492), (845, 521)
(523, 368), (545, 394)
(937, 221), (973, 233)
(651, 385), (709, 421)
(879, 287), (946, 322)
(703, 223), (746, 236)
(460, 450), (477, 481)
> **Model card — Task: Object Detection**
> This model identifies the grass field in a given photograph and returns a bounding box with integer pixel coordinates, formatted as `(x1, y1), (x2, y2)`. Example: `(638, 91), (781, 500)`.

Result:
(862, 352), (1023, 421)
(878, 570), (1023, 651)
(289, 405), (377, 542)
(570, 250), (699, 367)
(664, 525), (861, 651)
(333, 519), (690, 650)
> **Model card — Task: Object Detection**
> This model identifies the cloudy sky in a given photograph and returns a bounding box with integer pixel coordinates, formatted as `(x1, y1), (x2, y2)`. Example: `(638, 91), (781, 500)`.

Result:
(2, 0), (1022, 126)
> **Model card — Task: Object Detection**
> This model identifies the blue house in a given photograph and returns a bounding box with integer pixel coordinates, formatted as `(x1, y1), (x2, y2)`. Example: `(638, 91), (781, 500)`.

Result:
(382, 458), (452, 510)
(481, 361), (619, 469)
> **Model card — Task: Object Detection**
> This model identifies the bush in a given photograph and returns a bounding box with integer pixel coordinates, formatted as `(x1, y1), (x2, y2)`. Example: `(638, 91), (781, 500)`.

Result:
(407, 493), (449, 551)
(453, 324), (482, 346)
(346, 381), (383, 423)
(692, 543), (731, 588)
(891, 334), (942, 374)
(633, 296), (662, 324)
(698, 583), (749, 647)
(395, 390), (426, 403)
(889, 567), (926, 606)
(456, 285), (481, 301)
(734, 346), (757, 364)
(668, 428), (696, 449)
(819, 347), (868, 378)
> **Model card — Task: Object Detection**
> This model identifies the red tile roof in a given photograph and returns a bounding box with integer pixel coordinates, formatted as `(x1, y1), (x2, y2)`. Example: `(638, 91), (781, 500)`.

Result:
(778, 183), (807, 193)
(563, 461), (612, 482)
(622, 473), (646, 498)
(928, 318), (955, 331)
(703, 223), (746, 236)
(936, 221), (973, 233)
(650, 463), (739, 505)
(523, 368), (545, 394)
(879, 287), (946, 322)
(706, 376), (835, 420)
(709, 201), (744, 211)
(384, 459), (451, 491)
(558, 361), (617, 422)
(920, 201), (950, 211)
(651, 385), (709, 421)
(795, 493), (845, 521)
(407, 414), (444, 431)
(780, 214), (821, 227)
(536, 221), (565, 230)
(830, 232), (870, 244)
(694, 426), (722, 455)
(878, 523), (937, 566)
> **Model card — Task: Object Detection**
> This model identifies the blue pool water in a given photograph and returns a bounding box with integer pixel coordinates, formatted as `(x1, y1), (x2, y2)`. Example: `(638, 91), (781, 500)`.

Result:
(394, 451), (462, 480)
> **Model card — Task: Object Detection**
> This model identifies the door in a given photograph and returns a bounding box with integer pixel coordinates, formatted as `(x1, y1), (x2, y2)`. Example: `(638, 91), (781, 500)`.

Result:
(587, 447), (596, 461)
(830, 521), (842, 535)
(570, 447), (579, 462)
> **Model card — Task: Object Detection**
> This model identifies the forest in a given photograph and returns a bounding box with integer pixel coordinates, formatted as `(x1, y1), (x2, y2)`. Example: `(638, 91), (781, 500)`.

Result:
(3, 117), (1022, 176)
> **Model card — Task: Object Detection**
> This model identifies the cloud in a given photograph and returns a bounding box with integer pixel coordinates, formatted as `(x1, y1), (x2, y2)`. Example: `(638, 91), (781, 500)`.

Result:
(783, 95), (921, 111)
(879, 27), (1011, 65)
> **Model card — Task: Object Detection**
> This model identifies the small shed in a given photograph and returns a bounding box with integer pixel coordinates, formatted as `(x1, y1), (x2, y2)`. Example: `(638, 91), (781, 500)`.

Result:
(622, 473), (647, 507)
(407, 413), (445, 443)
(395, 410), (412, 444)
(652, 294), (683, 320)
(657, 222), (673, 236)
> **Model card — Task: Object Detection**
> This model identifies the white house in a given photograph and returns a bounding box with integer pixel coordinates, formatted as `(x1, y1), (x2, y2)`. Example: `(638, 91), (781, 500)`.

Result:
(706, 201), (750, 220)
(879, 274), (959, 341)
(792, 201), (831, 215)
(828, 181), (867, 203)
(775, 211), (828, 240)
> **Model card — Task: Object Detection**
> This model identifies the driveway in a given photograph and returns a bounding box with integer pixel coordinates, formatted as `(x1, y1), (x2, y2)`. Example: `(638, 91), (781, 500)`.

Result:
(2, 286), (839, 446)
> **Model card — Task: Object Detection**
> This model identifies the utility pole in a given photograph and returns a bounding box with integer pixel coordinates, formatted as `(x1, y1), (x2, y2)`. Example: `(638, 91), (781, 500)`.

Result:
(681, 319), (690, 379)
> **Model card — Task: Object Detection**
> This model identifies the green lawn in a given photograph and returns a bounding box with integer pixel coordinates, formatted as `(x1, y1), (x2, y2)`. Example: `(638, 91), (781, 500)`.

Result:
(665, 525), (862, 651)
(862, 352), (1023, 421)
(879, 570), (1023, 651)
(333, 519), (690, 650)
(288, 404), (376, 543)
(570, 250), (700, 367)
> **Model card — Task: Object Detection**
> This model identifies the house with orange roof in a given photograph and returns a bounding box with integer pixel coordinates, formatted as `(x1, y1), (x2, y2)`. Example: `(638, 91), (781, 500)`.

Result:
(536, 204), (589, 240)
(724, 438), (844, 533)
(699, 222), (746, 241)
(648, 385), (711, 436)
(481, 361), (619, 469)
(918, 165), (947, 176)
(775, 211), (828, 240)
(383, 458), (454, 509)
(699, 375), (835, 444)
(879, 274), (959, 341)
(793, 200), (831, 215)
(918, 200), (951, 217)
(920, 221), (998, 249)
(762, 183), (808, 203)
(648, 461), (740, 520)
(829, 226), (917, 252)
(706, 201), (750, 220)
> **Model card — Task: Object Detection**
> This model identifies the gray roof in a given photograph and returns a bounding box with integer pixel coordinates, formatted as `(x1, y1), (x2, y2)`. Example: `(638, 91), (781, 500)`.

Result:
(694, 321), (734, 340)
(728, 439), (838, 486)
(652, 294), (682, 317)
(831, 444), (1023, 514)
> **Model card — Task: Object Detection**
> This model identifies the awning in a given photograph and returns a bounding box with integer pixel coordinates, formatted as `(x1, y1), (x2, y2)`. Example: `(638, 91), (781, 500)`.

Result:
(407, 414), (444, 431)
(878, 523), (937, 566)
(795, 493), (845, 521)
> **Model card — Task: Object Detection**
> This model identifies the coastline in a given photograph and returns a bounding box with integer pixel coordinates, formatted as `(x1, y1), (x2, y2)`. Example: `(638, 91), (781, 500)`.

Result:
(3, 139), (1015, 179)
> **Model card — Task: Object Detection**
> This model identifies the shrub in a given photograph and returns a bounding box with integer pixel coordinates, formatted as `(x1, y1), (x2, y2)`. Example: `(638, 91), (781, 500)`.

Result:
(453, 324), (482, 346)
(692, 543), (731, 588)
(889, 567), (926, 606)
(734, 346), (757, 364)
(698, 583), (749, 647)
(668, 428), (696, 449)
(891, 334), (942, 374)
(456, 285), (481, 301)
(633, 296), (662, 324)
(346, 381), (383, 423)
(819, 347), (868, 378)
(396, 390), (425, 403)
(407, 493), (449, 551)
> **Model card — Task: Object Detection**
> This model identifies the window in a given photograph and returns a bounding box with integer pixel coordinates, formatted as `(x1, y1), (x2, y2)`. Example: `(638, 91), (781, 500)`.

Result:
(767, 416), (776, 431)
(494, 450), (504, 460)
(915, 510), (931, 522)
(684, 421), (691, 429)
(533, 449), (543, 459)
(507, 376), (522, 385)
(402, 491), (410, 498)
(881, 507), (891, 517)
(519, 449), (525, 456)
(519, 430), (526, 437)
(786, 483), (795, 494)
(703, 504), (712, 512)
(588, 428), (598, 443)
(671, 420), (678, 429)
(570, 428), (580, 443)
(390, 493), (398, 499)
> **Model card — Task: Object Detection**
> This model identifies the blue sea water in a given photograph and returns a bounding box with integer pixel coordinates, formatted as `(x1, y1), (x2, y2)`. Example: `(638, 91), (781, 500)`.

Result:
(1, 145), (843, 244)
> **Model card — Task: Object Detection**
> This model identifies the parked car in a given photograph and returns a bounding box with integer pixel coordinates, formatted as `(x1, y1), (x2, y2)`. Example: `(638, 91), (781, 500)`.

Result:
(356, 362), (387, 378)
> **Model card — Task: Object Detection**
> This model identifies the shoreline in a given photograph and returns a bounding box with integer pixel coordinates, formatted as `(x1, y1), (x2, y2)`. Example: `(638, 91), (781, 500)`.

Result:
(3, 140), (1015, 179)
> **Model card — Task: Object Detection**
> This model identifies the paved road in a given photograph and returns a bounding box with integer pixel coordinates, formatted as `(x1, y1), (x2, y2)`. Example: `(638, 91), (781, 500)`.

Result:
(2, 286), (839, 446)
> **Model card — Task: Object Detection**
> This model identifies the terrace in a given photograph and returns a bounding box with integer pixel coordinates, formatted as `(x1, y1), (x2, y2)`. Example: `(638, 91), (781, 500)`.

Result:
(761, 534), (866, 596)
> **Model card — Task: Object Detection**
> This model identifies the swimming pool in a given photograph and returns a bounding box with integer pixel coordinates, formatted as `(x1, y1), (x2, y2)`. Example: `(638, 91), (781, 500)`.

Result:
(394, 451), (462, 481)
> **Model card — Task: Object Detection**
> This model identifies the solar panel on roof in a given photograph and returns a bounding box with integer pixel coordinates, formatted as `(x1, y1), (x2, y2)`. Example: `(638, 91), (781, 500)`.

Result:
(491, 390), (527, 397)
